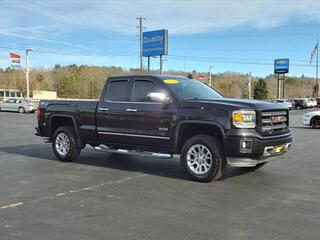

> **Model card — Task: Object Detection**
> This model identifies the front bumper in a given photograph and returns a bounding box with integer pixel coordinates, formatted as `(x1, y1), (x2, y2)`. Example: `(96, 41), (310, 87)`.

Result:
(224, 130), (293, 167)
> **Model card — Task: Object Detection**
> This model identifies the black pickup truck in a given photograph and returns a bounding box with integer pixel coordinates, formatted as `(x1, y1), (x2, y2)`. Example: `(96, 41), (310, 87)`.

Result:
(36, 75), (293, 182)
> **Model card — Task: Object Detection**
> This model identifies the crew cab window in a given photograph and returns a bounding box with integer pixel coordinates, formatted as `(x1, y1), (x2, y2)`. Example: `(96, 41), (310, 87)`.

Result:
(106, 80), (129, 101)
(132, 80), (161, 102)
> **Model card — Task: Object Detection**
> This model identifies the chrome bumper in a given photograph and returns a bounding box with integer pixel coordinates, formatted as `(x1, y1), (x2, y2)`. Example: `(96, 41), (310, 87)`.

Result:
(227, 142), (292, 167)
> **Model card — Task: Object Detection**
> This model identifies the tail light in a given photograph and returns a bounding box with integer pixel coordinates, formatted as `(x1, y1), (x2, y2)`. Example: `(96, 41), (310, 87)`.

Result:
(36, 105), (40, 121)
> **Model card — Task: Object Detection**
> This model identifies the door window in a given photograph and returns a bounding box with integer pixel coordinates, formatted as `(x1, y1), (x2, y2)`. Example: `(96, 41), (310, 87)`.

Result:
(132, 80), (162, 102)
(6, 99), (16, 104)
(105, 80), (129, 101)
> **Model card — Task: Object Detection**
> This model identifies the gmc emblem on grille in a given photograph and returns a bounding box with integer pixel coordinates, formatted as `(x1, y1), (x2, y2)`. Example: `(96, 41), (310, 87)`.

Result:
(271, 116), (286, 123)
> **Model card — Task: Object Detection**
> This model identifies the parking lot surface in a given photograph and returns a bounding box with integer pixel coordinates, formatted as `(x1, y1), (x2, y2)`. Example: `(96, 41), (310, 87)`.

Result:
(0, 109), (319, 240)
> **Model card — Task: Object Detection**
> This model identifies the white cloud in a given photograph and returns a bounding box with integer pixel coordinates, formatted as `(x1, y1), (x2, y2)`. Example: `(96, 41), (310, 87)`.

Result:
(1, 0), (319, 38)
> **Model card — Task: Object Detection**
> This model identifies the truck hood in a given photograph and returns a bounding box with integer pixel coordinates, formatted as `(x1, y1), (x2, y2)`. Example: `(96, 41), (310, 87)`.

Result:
(187, 98), (287, 111)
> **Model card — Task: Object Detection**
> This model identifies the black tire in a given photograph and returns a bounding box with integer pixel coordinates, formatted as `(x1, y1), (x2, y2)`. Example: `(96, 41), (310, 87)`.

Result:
(18, 107), (25, 113)
(311, 117), (320, 129)
(52, 126), (81, 162)
(180, 135), (226, 182)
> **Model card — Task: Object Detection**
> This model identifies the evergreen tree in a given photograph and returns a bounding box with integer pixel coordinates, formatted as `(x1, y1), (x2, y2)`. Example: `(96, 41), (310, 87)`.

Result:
(253, 78), (268, 100)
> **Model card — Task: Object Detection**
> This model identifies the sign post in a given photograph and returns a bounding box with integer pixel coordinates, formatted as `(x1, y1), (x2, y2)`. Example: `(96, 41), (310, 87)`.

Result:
(274, 58), (289, 99)
(142, 29), (168, 74)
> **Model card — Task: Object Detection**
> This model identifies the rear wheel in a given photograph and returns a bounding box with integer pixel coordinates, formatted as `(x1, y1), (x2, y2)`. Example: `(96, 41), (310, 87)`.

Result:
(18, 107), (25, 113)
(180, 135), (226, 182)
(311, 117), (320, 129)
(52, 126), (81, 162)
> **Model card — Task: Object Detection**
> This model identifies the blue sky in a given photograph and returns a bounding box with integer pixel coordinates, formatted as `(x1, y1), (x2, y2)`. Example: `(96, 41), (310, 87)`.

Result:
(0, 0), (319, 77)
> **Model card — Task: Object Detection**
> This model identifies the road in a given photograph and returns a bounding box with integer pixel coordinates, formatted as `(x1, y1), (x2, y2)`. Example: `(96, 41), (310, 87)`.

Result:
(0, 109), (319, 240)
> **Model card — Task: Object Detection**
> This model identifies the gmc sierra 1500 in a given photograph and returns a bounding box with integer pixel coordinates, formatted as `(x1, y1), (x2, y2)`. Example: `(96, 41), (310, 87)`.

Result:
(36, 75), (293, 182)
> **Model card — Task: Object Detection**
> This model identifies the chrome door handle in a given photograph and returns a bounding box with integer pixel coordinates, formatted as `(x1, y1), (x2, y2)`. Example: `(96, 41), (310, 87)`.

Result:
(126, 108), (137, 112)
(99, 107), (109, 111)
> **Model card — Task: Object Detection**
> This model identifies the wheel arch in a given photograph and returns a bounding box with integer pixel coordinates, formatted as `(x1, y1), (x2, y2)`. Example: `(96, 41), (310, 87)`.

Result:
(174, 120), (226, 153)
(49, 114), (82, 146)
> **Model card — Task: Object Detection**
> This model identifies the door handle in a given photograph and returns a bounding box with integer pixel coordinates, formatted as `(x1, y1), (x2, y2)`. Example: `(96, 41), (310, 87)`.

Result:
(99, 107), (109, 111)
(126, 108), (138, 112)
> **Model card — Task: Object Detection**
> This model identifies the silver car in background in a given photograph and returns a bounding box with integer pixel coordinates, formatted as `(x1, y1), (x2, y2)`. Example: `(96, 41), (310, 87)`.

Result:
(0, 98), (36, 113)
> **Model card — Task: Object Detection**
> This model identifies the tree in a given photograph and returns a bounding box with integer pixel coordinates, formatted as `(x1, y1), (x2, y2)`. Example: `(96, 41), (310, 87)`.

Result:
(253, 78), (268, 100)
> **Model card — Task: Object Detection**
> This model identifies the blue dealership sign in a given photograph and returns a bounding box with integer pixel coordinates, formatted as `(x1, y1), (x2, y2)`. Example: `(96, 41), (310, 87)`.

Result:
(274, 58), (289, 74)
(143, 29), (168, 57)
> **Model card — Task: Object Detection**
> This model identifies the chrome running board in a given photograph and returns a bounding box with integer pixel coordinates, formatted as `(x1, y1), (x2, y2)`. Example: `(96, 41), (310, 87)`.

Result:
(94, 145), (172, 159)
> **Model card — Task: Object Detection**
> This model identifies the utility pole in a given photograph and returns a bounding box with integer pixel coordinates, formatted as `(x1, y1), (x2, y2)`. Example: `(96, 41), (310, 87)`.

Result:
(137, 17), (145, 74)
(316, 38), (319, 97)
(209, 65), (214, 87)
(248, 72), (252, 99)
(25, 48), (34, 99)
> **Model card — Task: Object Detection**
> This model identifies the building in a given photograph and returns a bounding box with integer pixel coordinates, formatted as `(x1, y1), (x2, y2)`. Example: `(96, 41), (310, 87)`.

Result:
(0, 89), (22, 100)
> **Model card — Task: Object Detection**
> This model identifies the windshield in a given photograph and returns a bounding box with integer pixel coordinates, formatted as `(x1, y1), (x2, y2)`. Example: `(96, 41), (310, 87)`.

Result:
(164, 78), (223, 100)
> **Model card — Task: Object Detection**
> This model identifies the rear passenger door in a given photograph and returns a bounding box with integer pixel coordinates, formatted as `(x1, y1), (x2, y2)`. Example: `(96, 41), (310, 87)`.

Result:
(96, 78), (133, 144)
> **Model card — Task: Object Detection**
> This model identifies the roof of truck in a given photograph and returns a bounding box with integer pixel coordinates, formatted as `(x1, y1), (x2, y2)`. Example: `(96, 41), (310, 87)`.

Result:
(109, 74), (189, 80)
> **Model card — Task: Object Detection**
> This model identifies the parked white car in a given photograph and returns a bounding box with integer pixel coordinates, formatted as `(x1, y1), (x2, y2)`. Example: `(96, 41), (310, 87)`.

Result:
(303, 111), (320, 128)
(305, 98), (316, 108)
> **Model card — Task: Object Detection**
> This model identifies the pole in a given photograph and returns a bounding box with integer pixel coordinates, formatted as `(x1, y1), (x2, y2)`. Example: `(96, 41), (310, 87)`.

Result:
(277, 74), (280, 99)
(147, 56), (150, 73)
(26, 50), (29, 99)
(316, 38), (319, 97)
(137, 17), (145, 74)
(282, 74), (285, 99)
(160, 55), (163, 74)
(248, 72), (252, 99)
(209, 66), (213, 87)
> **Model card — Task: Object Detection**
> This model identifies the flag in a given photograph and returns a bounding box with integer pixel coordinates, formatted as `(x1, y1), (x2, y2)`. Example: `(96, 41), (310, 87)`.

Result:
(310, 42), (318, 64)
(10, 52), (21, 68)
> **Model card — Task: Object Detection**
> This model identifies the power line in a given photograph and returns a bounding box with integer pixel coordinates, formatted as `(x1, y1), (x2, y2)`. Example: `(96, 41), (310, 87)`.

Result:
(0, 45), (137, 57)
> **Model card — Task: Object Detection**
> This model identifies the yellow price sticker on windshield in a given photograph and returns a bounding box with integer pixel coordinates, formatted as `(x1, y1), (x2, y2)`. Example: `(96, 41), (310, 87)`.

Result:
(164, 79), (179, 84)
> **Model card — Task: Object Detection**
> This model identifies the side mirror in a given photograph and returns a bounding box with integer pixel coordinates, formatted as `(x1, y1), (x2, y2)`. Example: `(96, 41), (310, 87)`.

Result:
(147, 92), (170, 103)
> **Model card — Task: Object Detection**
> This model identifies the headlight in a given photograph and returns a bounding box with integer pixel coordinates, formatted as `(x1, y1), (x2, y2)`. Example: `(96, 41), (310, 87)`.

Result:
(232, 110), (256, 128)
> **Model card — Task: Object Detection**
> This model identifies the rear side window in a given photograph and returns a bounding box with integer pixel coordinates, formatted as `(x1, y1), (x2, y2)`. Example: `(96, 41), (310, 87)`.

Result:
(106, 80), (129, 101)
(132, 80), (161, 102)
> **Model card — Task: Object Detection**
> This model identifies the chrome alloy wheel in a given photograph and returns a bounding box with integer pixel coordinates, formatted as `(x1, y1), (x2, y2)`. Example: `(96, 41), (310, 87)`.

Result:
(55, 132), (71, 156)
(187, 144), (213, 174)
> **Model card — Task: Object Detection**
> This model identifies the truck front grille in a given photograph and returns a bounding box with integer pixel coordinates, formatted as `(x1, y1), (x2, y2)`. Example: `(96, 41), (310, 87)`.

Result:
(260, 110), (289, 136)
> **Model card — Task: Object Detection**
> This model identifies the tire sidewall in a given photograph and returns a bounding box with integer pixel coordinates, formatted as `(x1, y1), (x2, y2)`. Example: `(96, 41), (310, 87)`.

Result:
(52, 126), (79, 161)
(311, 117), (320, 129)
(18, 107), (25, 113)
(181, 135), (225, 182)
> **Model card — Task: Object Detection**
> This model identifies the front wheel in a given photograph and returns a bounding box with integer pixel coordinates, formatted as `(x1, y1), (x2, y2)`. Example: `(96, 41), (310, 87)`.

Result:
(52, 126), (81, 162)
(180, 135), (226, 182)
(311, 117), (320, 129)
(18, 107), (25, 113)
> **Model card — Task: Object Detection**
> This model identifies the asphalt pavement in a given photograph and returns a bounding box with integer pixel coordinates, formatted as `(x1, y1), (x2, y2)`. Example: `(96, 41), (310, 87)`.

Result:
(0, 109), (319, 240)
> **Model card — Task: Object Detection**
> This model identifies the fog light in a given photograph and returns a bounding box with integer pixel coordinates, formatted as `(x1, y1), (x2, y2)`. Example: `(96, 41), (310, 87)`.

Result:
(240, 140), (253, 153)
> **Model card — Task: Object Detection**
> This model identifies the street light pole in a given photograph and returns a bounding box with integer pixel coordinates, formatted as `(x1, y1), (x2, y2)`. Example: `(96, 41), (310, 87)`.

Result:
(209, 65), (214, 87)
(160, 57), (167, 74)
(25, 48), (34, 99)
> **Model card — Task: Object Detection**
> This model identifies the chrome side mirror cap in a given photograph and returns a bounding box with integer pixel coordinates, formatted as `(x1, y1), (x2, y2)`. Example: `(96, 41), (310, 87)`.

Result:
(147, 92), (170, 103)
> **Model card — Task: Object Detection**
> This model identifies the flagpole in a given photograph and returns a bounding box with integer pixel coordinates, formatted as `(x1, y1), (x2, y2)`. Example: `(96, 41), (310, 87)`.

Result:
(316, 38), (319, 97)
